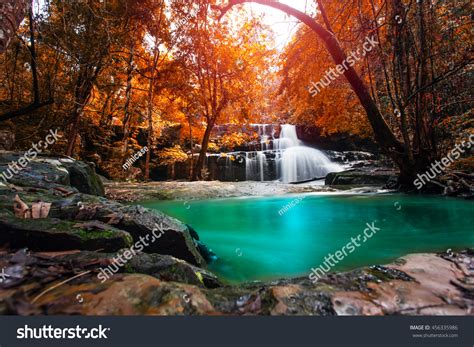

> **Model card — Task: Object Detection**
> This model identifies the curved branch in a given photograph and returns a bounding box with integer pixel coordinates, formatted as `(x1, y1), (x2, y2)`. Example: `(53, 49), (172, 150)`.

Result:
(0, 99), (54, 122)
(216, 0), (404, 152)
(316, 0), (335, 34)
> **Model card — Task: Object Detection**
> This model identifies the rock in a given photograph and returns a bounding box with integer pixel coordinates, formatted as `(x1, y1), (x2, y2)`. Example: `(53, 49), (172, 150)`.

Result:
(30, 250), (220, 288)
(0, 211), (132, 252)
(332, 292), (384, 316)
(325, 150), (377, 163)
(0, 185), (208, 267)
(325, 169), (398, 186)
(127, 253), (220, 288)
(1, 249), (472, 316)
(187, 224), (217, 263)
(92, 202), (207, 267)
(0, 152), (104, 196)
(33, 274), (217, 315)
(0, 191), (206, 267)
(0, 152), (70, 188)
(267, 284), (335, 316)
(59, 159), (105, 196)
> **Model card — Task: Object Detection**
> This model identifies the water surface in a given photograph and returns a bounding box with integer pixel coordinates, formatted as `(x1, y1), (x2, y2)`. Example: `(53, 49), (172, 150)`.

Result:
(140, 194), (474, 284)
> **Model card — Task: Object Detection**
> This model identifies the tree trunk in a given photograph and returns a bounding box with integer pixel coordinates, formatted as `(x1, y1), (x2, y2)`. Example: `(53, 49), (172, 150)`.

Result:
(145, 103), (153, 181)
(66, 90), (89, 156)
(192, 119), (214, 181)
(414, 0), (435, 165)
(187, 114), (194, 180)
(66, 64), (100, 156)
(122, 43), (135, 154)
(144, 46), (160, 181)
(0, 5), (54, 123)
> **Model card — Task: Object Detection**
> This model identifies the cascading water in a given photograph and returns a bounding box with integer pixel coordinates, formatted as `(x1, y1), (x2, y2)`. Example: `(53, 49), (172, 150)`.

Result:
(244, 124), (342, 183)
(277, 125), (342, 183)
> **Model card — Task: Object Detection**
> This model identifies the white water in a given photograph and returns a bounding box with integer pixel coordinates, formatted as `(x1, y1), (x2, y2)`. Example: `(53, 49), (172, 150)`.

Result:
(244, 124), (342, 183)
(278, 125), (342, 183)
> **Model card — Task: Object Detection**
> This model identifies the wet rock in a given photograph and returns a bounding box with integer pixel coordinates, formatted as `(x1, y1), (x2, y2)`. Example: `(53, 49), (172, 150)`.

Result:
(187, 224), (217, 263)
(325, 150), (377, 164)
(1, 250), (472, 316)
(32, 250), (220, 289)
(325, 169), (398, 186)
(105, 180), (337, 203)
(33, 274), (217, 315)
(0, 153), (104, 196)
(0, 212), (132, 252)
(331, 292), (384, 316)
(0, 187), (208, 267)
(329, 252), (474, 316)
(59, 159), (105, 196)
(36, 194), (206, 267)
(268, 284), (335, 316)
(387, 254), (469, 308)
(0, 184), (208, 267)
(127, 253), (221, 288)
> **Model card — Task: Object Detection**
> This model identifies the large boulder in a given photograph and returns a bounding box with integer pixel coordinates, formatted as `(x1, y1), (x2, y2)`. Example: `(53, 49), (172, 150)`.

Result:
(32, 274), (217, 316)
(46, 194), (207, 267)
(59, 159), (105, 196)
(0, 187), (207, 267)
(0, 211), (132, 252)
(0, 152), (104, 196)
(49, 250), (220, 288)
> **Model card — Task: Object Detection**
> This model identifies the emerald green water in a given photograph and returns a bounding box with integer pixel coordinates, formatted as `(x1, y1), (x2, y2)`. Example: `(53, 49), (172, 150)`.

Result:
(140, 194), (474, 284)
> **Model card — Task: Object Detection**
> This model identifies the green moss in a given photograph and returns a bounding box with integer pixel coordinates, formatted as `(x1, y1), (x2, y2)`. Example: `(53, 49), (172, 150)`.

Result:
(73, 229), (117, 241)
(195, 271), (204, 284)
(122, 262), (135, 273)
(0, 213), (132, 247)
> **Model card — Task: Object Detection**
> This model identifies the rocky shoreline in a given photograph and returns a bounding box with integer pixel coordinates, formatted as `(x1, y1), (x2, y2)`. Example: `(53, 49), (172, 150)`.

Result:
(1, 248), (472, 315)
(104, 180), (340, 203)
(0, 153), (472, 315)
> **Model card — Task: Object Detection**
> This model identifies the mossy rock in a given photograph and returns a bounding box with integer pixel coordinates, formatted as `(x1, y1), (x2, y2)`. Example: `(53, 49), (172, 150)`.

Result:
(59, 159), (105, 196)
(128, 253), (220, 288)
(37, 250), (220, 288)
(0, 211), (132, 252)
(0, 152), (104, 196)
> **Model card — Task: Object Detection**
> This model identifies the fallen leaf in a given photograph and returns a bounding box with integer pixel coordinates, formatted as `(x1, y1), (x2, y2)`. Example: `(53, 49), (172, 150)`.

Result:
(36, 250), (82, 258)
(53, 187), (75, 196)
(13, 195), (31, 219)
(75, 204), (98, 220)
(105, 213), (123, 225)
(31, 202), (52, 219)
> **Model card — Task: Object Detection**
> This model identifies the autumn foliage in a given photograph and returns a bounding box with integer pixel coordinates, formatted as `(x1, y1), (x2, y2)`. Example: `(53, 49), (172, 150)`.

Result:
(0, 0), (472, 184)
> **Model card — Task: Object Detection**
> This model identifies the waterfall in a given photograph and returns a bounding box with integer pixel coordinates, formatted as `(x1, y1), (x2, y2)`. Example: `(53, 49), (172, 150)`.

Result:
(245, 124), (342, 183)
(278, 125), (342, 183)
(217, 124), (341, 183)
